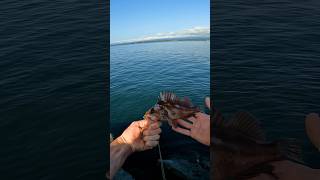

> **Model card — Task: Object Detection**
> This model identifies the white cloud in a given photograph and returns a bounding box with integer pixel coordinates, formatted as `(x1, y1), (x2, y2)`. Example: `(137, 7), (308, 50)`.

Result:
(112, 26), (209, 45)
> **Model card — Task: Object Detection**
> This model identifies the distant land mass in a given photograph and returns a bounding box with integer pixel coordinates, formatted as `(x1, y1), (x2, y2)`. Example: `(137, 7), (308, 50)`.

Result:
(111, 35), (209, 46)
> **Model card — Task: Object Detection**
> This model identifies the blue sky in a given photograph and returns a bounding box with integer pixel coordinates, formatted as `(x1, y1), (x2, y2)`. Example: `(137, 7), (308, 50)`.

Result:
(111, 0), (209, 43)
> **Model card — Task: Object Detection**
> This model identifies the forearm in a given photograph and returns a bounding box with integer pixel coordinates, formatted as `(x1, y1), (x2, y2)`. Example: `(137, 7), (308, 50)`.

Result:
(108, 137), (133, 179)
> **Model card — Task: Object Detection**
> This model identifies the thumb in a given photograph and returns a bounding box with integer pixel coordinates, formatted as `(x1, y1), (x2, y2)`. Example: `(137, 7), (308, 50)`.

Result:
(137, 119), (151, 129)
(205, 97), (210, 110)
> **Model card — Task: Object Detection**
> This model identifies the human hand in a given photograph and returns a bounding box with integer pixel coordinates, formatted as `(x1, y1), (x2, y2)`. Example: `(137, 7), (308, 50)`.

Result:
(305, 113), (320, 151)
(172, 97), (210, 146)
(118, 115), (161, 152)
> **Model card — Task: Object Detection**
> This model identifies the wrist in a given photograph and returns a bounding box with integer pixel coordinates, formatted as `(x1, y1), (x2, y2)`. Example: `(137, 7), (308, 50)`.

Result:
(112, 136), (134, 155)
(109, 136), (134, 179)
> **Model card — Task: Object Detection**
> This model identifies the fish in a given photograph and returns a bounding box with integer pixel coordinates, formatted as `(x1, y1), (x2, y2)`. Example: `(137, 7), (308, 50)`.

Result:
(145, 92), (200, 127)
(211, 110), (302, 180)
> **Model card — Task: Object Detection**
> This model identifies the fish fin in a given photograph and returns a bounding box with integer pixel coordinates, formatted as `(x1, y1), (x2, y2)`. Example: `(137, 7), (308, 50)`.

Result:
(236, 163), (277, 180)
(181, 97), (193, 107)
(159, 92), (196, 109)
(228, 112), (266, 141)
(178, 96), (197, 108)
(277, 138), (303, 163)
(159, 91), (178, 104)
(212, 108), (225, 128)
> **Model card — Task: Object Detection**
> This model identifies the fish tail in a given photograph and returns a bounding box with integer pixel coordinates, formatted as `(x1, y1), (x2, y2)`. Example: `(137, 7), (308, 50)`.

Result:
(276, 138), (303, 163)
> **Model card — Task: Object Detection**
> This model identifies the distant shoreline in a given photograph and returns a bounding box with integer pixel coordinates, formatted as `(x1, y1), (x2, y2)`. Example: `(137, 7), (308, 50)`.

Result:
(110, 37), (209, 47)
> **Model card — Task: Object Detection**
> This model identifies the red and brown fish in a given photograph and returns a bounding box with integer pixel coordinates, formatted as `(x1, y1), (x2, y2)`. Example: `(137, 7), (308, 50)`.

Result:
(144, 92), (200, 127)
(212, 110), (302, 180)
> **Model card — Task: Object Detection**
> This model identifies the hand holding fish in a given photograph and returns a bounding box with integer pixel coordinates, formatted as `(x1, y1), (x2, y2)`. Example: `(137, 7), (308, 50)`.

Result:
(172, 97), (211, 146)
(108, 115), (161, 179)
(146, 92), (210, 145)
(119, 115), (162, 152)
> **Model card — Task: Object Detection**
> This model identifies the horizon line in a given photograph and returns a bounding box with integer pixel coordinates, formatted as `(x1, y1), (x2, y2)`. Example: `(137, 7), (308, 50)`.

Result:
(111, 26), (210, 46)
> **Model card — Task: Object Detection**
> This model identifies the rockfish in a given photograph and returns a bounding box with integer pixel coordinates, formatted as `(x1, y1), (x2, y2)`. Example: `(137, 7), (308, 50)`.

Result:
(145, 92), (200, 127)
(212, 110), (302, 180)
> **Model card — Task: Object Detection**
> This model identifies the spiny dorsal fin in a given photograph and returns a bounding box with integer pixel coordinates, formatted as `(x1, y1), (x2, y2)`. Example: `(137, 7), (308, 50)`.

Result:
(159, 91), (178, 104)
(159, 92), (195, 108)
(228, 112), (266, 141)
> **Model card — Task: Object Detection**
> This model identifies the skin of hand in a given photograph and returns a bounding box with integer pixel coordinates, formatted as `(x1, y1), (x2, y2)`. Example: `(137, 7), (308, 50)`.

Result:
(305, 113), (320, 151)
(120, 115), (162, 152)
(108, 115), (161, 179)
(172, 97), (210, 146)
(249, 160), (320, 180)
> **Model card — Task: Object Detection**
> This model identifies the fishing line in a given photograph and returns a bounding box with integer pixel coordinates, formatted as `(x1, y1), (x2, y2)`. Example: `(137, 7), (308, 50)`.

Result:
(158, 143), (166, 180)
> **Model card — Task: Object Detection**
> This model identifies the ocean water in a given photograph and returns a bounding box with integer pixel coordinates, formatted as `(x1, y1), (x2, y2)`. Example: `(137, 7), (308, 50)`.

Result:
(110, 41), (210, 179)
(213, 0), (320, 167)
(0, 1), (107, 179)
(110, 41), (210, 125)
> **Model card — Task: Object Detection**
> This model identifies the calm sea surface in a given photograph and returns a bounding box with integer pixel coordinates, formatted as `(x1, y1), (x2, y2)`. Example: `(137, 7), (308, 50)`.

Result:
(111, 41), (210, 125)
(213, 0), (320, 167)
(110, 41), (210, 179)
(0, 1), (107, 179)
